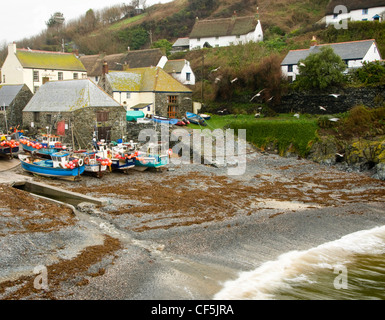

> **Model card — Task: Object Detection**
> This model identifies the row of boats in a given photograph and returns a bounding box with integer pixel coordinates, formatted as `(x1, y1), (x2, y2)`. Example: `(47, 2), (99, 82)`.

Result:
(1, 133), (170, 181)
(128, 111), (210, 126)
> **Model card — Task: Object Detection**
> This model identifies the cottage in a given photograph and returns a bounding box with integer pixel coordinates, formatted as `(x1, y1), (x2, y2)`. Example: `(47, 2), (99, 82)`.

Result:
(281, 39), (382, 82)
(22, 79), (125, 148)
(1, 43), (87, 93)
(80, 48), (164, 83)
(159, 59), (196, 85)
(171, 38), (190, 54)
(323, 0), (385, 26)
(98, 66), (193, 119)
(189, 14), (263, 50)
(0, 84), (33, 131)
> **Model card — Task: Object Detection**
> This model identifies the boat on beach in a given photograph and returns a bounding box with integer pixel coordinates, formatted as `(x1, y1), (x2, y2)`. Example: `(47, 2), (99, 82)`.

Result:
(134, 142), (169, 170)
(110, 142), (137, 171)
(0, 135), (19, 158)
(151, 115), (179, 125)
(199, 114), (211, 120)
(19, 135), (67, 158)
(186, 112), (207, 126)
(18, 151), (85, 181)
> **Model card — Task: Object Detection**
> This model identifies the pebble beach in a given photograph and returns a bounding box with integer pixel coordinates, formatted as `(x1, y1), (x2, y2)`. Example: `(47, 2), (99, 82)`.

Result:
(0, 144), (385, 300)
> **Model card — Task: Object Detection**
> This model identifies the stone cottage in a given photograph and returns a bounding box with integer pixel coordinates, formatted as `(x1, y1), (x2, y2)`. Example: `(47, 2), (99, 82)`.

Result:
(98, 66), (193, 119)
(22, 79), (126, 148)
(0, 84), (33, 131)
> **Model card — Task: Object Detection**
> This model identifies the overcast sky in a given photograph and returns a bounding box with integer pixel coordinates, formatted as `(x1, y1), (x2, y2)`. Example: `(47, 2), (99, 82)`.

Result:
(0, 0), (172, 44)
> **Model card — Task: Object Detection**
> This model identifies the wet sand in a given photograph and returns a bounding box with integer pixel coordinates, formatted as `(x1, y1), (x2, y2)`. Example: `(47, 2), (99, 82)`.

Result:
(0, 148), (384, 300)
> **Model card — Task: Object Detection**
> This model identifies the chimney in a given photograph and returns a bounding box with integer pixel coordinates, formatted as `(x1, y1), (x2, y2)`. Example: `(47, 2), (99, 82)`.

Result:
(9, 42), (17, 55)
(127, 46), (130, 52)
(102, 61), (109, 75)
(310, 36), (318, 46)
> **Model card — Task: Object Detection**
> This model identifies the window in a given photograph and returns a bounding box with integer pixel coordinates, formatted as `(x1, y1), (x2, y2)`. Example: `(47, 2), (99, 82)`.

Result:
(73, 73), (78, 79)
(186, 73), (191, 81)
(167, 95), (178, 118)
(96, 111), (109, 122)
(362, 8), (368, 15)
(46, 114), (52, 123)
(288, 65), (293, 72)
(34, 86), (39, 93)
(58, 72), (63, 80)
(33, 71), (39, 82)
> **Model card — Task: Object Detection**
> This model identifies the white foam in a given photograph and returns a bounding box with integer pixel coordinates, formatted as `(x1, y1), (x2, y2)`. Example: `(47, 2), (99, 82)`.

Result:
(214, 225), (385, 300)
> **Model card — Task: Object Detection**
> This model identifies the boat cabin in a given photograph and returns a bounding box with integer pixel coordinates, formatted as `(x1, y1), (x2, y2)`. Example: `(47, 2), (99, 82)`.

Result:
(51, 152), (70, 168)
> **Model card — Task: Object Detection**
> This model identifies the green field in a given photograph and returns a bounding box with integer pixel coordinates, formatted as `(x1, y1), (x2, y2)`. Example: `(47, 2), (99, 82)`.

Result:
(189, 114), (319, 157)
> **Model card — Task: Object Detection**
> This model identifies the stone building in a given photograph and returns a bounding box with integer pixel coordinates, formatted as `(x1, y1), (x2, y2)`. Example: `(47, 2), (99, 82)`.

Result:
(98, 66), (193, 119)
(0, 84), (33, 131)
(22, 79), (126, 148)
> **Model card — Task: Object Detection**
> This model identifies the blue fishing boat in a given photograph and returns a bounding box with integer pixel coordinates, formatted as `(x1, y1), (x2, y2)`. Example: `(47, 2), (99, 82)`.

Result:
(18, 152), (85, 181)
(110, 143), (136, 171)
(151, 115), (179, 125)
(19, 135), (67, 158)
(186, 112), (207, 126)
(134, 142), (169, 170)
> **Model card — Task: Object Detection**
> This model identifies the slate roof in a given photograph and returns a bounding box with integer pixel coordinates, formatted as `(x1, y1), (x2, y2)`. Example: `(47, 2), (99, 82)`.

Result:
(281, 39), (379, 65)
(106, 67), (192, 93)
(326, 0), (385, 14)
(80, 49), (164, 77)
(0, 85), (25, 106)
(23, 79), (121, 113)
(172, 38), (190, 47)
(190, 16), (259, 38)
(16, 49), (86, 71)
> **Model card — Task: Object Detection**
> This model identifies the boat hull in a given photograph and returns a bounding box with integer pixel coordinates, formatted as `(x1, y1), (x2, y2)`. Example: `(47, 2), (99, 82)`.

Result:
(18, 155), (85, 181)
(134, 155), (169, 168)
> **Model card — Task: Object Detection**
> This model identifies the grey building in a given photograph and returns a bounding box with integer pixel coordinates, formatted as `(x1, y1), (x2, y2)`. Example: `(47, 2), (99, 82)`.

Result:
(0, 84), (33, 132)
(23, 79), (126, 148)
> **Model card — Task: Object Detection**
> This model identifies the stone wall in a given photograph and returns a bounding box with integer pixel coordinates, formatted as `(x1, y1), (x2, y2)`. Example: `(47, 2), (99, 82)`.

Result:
(274, 85), (385, 114)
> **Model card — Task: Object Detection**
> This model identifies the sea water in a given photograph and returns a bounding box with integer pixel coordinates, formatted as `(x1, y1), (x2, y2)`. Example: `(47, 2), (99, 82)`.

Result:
(214, 225), (385, 300)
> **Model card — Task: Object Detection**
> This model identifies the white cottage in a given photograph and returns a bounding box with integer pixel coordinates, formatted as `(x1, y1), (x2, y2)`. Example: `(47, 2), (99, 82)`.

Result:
(324, 0), (385, 26)
(1, 43), (87, 93)
(189, 15), (263, 50)
(281, 39), (382, 82)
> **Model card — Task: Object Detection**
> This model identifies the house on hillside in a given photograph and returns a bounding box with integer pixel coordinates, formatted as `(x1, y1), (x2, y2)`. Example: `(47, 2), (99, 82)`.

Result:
(80, 48), (164, 83)
(22, 79), (126, 147)
(189, 14), (263, 50)
(1, 43), (87, 93)
(171, 38), (190, 54)
(323, 0), (385, 25)
(0, 84), (33, 130)
(98, 66), (193, 119)
(281, 39), (382, 82)
(158, 59), (196, 85)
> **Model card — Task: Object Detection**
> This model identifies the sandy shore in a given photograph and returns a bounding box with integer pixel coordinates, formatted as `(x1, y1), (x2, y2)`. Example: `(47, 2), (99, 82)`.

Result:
(0, 146), (385, 300)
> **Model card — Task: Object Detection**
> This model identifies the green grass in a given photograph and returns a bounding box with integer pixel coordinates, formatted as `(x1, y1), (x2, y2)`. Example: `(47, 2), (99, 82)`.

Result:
(108, 14), (147, 31)
(191, 114), (319, 157)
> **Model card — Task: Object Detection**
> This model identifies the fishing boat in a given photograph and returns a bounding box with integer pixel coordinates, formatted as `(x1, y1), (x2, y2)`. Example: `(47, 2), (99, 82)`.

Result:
(186, 112), (207, 126)
(134, 142), (169, 170)
(151, 115), (179, 125)
(18, 151), (85, 181)
(110, 142), (136, 172)
(0, 135), (19, 158)
(19, 135), (67, 158)
(73, 141), (112, 178)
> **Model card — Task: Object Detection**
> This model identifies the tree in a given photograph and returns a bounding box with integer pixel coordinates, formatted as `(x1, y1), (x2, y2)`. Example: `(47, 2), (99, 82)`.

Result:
(46, 12), (65, 31)
(152, 39), (172, 56)
(295, 46), (347, 91)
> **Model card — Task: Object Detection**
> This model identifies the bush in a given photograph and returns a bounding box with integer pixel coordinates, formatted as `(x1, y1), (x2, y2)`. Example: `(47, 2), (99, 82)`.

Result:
(354, 61), (385, 86)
